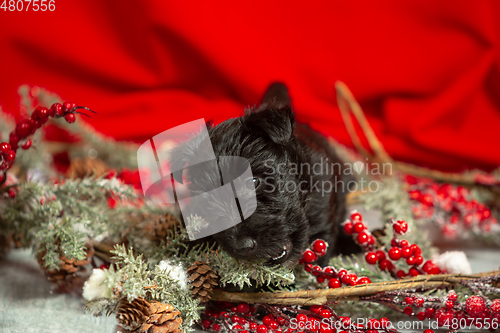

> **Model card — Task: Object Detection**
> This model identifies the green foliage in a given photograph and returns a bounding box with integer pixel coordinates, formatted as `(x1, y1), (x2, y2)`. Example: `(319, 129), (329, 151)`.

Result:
(0, 177), (139, 269)
(104, 245), (201, 331)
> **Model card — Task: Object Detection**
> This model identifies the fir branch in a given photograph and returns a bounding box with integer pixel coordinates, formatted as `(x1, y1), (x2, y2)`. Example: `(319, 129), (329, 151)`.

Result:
(100, 244), (202, 331)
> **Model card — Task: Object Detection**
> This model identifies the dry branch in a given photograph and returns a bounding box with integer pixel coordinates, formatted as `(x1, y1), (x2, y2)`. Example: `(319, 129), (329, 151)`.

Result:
(211, 270), (500, 306)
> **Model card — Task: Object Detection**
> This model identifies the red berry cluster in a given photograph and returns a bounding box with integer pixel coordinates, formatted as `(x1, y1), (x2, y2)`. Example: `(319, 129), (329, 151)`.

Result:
(344, 212), (441, 278)
(300, 238), (372, 287)
(0, 101), (93, 189)
(200, 301), (405, 333)
(0, 102), (95, 191)
(406, 175), (497, 239)
(380, 289), (500, 330)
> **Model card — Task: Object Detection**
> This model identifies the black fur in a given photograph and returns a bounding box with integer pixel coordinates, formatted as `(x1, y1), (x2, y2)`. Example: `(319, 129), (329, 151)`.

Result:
(170, 83), (352, 266)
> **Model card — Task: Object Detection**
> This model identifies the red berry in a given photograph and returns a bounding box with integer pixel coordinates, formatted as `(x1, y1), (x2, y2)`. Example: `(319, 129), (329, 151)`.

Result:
(62, 101), (76, 113)
(409, 267), (420, 276)
(9, 132), (19, 148)
(201, 319), (212, 330)
(422, 261), (440, 274)
(237, 303), (249, 313)
(353, 222), (365, 233)
(365, 252), (377, 265)
(238, 317), (246, 325)
(231, 306), (238, 312)
(310, 305), (322, 314)
(296, 314), (307, 322)
(65, 113), (76, 123)
(263, 315), (274, 325)
(396, 270), (407, 279)
(250, 322), (258, 330)
(356, 232), (369, 245)
(357, 277), (371, 285)
(379, 259), (393, 271)
(420, 193), (433, 206)
(425, 308), (435, 318)
(406, 256), (416, 265)
(49, 103), (63, 117)
(302, 250), (317, 263)
(21, 139), (32, 150)
(417, 312), (426, 320)
(403, 306), (413, 315)
(491, 299), (500, 314)
(375, 250), (386, 262)
(277, 317), (286, 326)
(316, 276), (325, 283)
(410, 244), (421, 255)
(0, 142), (10, 154)
(388, 247), (402, 260)
(393, 220), (409, 234)
(464, 295), (486, 316)
(213, 324), (221, 332)
(414, 255), (424, 265)
(341, 273), (352, 284)
(15, 119), (34, 138)
(337, 269), (347, 278)
(367, 235), (375, 245)
(268, 321), (279, 330)
(400, 239), (409, 248)
(8, 189), (16, 198)
(423, 330), (434, 333)
(32, 106), (49, 122)
(319, 309), (332, 318)
(447, 292), (458, 302)
(401, 246), (413, 258)
(232, 315), (240, 323)
(312, 239), (328, 256)
(5, 150), (16, 162)
(434, 308), (453, 327)
(445, 301), (454, 309)
(328, 278), (341, 288)
(351, 212), (362, 222)
(343, 221), (354, 235)
(311, 265), (321, 276)
(405, 297), (414, 305)
(323, 266), (334, 276)
(414, 298), (424, 307)
(233, 325), (243, 330)
(366, 318), (379, 330)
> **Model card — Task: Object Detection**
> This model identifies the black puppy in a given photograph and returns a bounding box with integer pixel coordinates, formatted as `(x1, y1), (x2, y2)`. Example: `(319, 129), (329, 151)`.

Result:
(170, 83), (351, 266)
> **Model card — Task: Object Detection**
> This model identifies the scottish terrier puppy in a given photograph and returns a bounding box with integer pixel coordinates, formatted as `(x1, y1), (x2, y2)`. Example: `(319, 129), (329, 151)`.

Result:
(170, 83), (351, 266)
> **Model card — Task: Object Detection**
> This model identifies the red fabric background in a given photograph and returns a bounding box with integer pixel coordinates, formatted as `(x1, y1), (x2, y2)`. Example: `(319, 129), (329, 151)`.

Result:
(1, 1), (499, 172)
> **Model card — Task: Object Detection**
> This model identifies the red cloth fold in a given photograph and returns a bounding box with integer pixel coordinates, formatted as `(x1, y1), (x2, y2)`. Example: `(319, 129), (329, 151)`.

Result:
(1, 1), (499, 172)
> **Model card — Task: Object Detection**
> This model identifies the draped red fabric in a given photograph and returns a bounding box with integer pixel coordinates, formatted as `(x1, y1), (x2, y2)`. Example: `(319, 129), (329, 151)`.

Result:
(1, 1), (499, 172)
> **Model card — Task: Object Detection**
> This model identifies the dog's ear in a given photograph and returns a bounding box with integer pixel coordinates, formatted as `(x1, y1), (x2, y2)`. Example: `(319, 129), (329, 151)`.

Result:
(244, 104), (295, 145)
(261, 82), (291, 107)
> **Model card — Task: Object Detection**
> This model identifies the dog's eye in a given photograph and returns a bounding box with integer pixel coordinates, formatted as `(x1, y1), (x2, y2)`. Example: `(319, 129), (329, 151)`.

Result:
(245, 177), (260, 189)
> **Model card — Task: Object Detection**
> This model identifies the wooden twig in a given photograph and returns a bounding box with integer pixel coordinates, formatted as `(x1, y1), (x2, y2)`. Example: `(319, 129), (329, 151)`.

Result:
(210, 270), (500, 306)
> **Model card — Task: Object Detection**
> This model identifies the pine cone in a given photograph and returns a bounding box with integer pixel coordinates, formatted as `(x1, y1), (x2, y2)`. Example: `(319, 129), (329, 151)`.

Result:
(117, 298), (183, 333)
(140, 301), (183, 333)
(117, 297), (152, 332)
(37, 244), (94, 285)
(144, 213), (180, 243)
(187, 261), (219, 304)
(66, 157), (108, 179)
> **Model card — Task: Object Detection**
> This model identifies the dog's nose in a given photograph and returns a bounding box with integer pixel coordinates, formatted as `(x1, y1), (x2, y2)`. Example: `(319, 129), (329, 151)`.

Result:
(234, 237), (256, 257)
